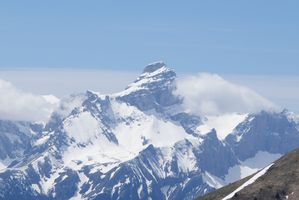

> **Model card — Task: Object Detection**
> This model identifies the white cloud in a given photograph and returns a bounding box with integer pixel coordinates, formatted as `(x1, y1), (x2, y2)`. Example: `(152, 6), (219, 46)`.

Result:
(0, 79), (59, 122)
(0, 69), (138, 97)
(224, 74), (299, 113)
(175, 73), (277, 115)
(1, 69), (296, 119)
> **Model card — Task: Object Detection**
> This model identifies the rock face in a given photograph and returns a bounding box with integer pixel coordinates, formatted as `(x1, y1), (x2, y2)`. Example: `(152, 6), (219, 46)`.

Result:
(0, 62), (298, 200)
(117, 61), (181, 111)
(0, 120), (42, 161)
(226, 111), (299, 161)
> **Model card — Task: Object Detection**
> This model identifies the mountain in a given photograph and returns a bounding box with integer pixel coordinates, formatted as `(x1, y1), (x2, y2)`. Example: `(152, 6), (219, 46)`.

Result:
(197, 147), (299, 200)
(0, 62), (298, 200)
(0, 120), (43, 167)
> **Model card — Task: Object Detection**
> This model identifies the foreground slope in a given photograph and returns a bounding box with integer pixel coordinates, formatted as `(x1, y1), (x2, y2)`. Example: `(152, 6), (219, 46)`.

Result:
(198, 148), (299, 200)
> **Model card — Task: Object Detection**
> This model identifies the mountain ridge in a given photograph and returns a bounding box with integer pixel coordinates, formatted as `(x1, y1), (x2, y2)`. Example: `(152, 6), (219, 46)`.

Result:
(0, 62), (298, 200)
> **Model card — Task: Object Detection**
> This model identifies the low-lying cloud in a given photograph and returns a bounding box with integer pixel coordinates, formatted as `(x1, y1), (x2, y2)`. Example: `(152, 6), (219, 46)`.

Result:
(0, 79), (59, 122)
(175, 73), (277, 115)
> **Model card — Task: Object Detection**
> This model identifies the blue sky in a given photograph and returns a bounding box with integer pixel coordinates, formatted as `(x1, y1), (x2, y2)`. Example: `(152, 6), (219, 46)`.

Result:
(0, 1), (299, 114)
(0, 1), (299, 74)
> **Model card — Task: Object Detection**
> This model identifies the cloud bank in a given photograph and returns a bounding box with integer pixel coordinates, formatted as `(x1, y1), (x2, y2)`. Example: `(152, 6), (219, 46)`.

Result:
(175, 73), (277, 115)
(0, 70), (138, 97)
(0, 79), (59, 122)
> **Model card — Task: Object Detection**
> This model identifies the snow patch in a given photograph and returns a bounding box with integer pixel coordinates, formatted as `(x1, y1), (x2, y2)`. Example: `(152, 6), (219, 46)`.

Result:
(0, 162), (6, 171)
(111, 100), (195, 154)
(138, 185), (143, 198)
(225, 151), (281, 184)
(115, 65), (171, 97)
(63, 111), (102, 143)
(40, 171), (60, 195)
(31, 184), (41, 193)
(34, 134), (51, 146)
(176, 146), (198, 173)
(62, 138), (135, 174)
(197, 113), (247, 140)
(0, 158), (14, 172)
(222, 163), (274, 200)
(203, 172), (225, 189)
(69, 172), (88, 200)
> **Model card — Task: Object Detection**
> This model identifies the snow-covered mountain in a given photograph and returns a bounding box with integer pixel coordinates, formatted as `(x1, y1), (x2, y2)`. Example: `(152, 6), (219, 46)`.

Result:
(0, 62), (298, 200)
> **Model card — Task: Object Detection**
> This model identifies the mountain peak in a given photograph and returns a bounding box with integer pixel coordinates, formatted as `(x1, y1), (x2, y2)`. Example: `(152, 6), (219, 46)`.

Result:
(142, 61), (167, 73)
(117, 61), (176, 97)
(115, 61), (179, 110)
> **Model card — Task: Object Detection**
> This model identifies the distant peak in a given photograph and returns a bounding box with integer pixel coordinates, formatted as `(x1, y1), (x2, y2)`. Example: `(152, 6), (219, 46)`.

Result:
(115, 61), (176, 99)
(143, 61), (167, 73)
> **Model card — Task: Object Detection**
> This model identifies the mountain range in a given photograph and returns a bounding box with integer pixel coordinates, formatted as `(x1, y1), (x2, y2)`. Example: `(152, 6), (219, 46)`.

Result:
(0, 62), (298, 200)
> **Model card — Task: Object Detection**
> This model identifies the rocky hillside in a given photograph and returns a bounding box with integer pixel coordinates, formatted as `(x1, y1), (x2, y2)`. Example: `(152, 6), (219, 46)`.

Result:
(197, 148), (299, 200)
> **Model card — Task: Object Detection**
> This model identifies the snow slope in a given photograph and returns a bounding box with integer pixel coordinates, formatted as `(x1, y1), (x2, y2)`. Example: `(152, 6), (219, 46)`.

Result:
(196, 113), (247, 140)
